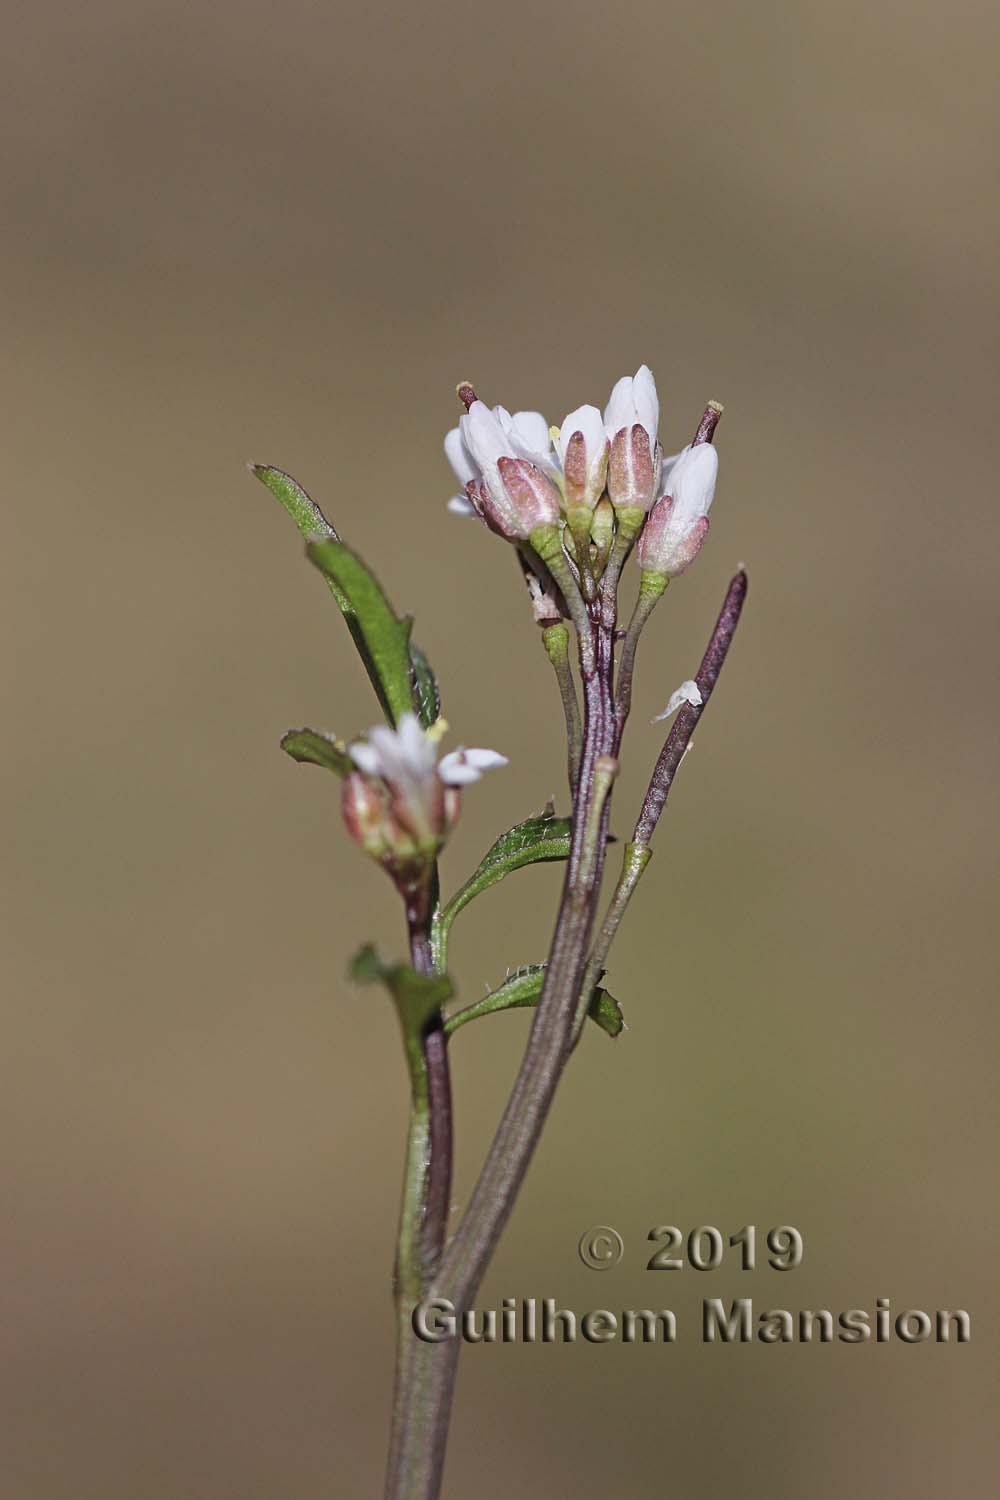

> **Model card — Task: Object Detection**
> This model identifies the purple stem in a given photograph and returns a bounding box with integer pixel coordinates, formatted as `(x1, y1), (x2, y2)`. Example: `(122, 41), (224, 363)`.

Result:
(633, 569), (747, 846)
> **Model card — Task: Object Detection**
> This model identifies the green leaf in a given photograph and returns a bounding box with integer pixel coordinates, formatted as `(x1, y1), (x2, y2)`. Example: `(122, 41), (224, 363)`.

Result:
(408, 642), (441, 730)
(307, 539), (417, 728)
(350, 943), (454, 1078)
(444, 963), (624, 1039)
(435, 813), (576, 950)
(280, 727), (352, 776)
(251, 464), (339, 544)
(253, 465), (441, 729)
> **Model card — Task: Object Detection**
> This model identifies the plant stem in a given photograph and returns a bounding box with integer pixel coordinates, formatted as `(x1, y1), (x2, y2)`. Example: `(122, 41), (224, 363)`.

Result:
(570, 839), (651, 1041)
(384, 875), (455, 1500)
(383, 585), (618, 1499)
(542, 622), (582, 791)
(531, 526), (595, 677)
(384, 559), (747, 1500)
(571, 568), (748, 1049)
(403, 880), (453, 1270)
(633, 569), (747, 846)
(614, 571), (667, 723)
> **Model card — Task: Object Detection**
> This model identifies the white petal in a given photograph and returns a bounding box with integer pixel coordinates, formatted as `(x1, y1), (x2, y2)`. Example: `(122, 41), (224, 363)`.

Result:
(447, 494), (478, 515)
(399, 713), (433, 768)
(559, 403), (604, 461)
(444, 426), (478, 485)
(651, 680), (703, 723)
(669, 444), (718, 525)
(461, 747), (509, 770)
(603, 374), (634, 437)
(509, 410), (550, 454)
(462, 401), (512, 471)
(632, 364), (659, 444)
(658, 448), (682, 495)
(437, 758), (482, 785)
(438, 745), (508, 785)
(349, 743), (380, 775)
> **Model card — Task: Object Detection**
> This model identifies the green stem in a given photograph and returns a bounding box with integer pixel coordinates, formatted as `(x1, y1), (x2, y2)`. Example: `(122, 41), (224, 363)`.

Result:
(543, 622), (582, 791)
(531, 524), (595, 676)
(614, 570), (667, 724)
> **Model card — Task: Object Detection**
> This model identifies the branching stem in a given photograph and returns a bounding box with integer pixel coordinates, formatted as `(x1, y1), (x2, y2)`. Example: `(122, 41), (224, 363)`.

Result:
(384, 544), (747, 1500)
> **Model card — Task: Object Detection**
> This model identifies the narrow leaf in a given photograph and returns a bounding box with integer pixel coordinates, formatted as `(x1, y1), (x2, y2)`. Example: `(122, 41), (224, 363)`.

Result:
(280, 727), (352, 776)
(350, 943), (454, 1075)
(436, 813), (576, 944)
(307, 539), (416, 727)
(251, 464), (339, 544)
(444, 963), (624, 1039)
(253, 464), (441, 728)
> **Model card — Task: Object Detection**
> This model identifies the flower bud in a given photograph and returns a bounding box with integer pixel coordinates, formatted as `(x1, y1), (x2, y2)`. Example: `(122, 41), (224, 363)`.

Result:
(495, 456), (562, 536)
(558, 405), (609, 519)
(636, 443), (718, 579)
(590, 496), (615, 565)
(345, 715), (507, 874)
(451, 401), (562, 540)
(603, 365), (660, 516)
(341, 773), (417, 865)
(607, 423), (657, 513)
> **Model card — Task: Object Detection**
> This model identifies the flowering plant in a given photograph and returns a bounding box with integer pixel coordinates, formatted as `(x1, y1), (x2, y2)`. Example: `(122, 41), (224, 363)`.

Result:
(252, 364), (746, 1499)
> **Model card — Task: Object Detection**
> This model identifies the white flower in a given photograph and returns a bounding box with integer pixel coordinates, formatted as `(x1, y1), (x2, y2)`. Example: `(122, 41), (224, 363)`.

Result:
(603, 365), (661, 512)
(636, 442), (719, 578)
(444, 366), (669, 527)
(664, 443), (718, 514)
(348, 713), (507, 843)
(444, 401), (562, 540)
(555, 404), (609, 517)
(603, 364), (659, 449)
(350, 712), (439, 788)
(651, 680), (703, 723)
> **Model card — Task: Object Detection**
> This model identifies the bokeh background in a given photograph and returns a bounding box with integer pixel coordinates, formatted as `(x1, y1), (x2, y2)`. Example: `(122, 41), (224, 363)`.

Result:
(2, 1), (997, 1495)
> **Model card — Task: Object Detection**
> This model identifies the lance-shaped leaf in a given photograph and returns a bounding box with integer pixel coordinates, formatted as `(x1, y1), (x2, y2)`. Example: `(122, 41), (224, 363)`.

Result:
(252, 465), (441, 729)
(435, 811), (612, 953)
(280, 727), (352, 776)
(251, 464), (339, 545)
(350, 944), (454, 1081)
(306, 538), (418, 728)
(444, 963), (624, 1039)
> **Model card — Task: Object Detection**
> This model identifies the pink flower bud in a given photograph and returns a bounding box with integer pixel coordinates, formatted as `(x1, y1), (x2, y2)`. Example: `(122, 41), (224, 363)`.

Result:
(607, 423), (657, 512)
(447, 401), (562, 541)
(636, 443), (718, 578)
(341, 774), (398, 860)
(558, 405), (608, 518)
(495, 456), (562, 536)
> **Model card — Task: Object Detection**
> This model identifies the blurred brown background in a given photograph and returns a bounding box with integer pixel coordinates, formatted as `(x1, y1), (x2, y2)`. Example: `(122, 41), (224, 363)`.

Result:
(2, 1), (997, 1495)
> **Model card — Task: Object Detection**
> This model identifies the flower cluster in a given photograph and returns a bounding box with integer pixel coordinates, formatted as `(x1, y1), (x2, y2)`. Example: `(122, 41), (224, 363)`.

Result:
(342, 713), (507, 876)
(446, 365), (719, 580)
